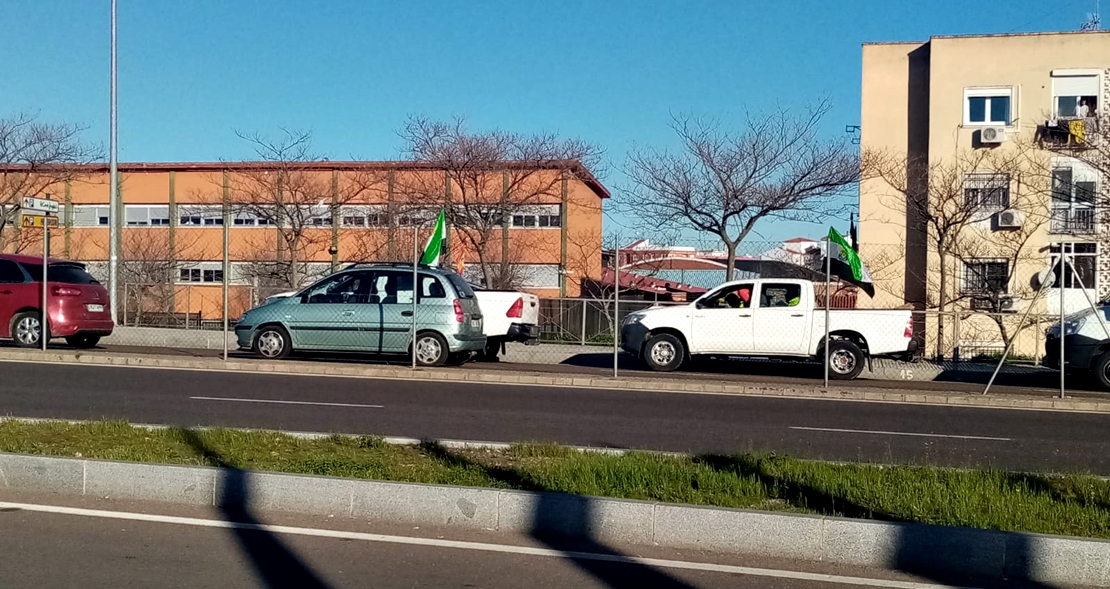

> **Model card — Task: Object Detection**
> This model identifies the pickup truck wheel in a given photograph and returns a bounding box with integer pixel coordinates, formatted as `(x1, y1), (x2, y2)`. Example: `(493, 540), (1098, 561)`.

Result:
(827, 340), (865, 380)
(1093, 351), (1110, 391)
(643, 333), (684, 372)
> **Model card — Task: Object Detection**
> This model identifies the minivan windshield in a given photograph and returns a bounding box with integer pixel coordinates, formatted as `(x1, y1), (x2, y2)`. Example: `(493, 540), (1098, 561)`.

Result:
(21, 263), (100, 285)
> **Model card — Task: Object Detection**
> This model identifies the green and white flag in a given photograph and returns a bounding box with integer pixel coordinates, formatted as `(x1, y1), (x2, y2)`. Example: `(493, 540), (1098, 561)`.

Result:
(826, 226), (875, 298)
(420, 209), (447, 266)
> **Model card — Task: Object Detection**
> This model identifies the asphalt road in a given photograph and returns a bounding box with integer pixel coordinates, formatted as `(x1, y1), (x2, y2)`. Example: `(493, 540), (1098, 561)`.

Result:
(96, 343), (1106, 398)
(2, 360), (1109, 474)
(0, 491), (1047, 589)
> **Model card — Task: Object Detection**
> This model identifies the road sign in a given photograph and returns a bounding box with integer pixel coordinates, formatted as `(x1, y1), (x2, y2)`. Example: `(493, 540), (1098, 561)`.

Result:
(21, 196), (60, 214)
(21, 215), (59, 228)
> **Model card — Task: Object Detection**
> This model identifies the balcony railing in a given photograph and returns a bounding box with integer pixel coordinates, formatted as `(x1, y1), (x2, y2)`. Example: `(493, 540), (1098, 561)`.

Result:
(1040, 117), (1101, 148)
(1050, 208), (1096, 234)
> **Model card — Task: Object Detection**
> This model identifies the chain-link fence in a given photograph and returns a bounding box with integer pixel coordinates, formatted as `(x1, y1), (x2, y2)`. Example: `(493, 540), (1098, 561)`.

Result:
(16, 224), (1110, 394)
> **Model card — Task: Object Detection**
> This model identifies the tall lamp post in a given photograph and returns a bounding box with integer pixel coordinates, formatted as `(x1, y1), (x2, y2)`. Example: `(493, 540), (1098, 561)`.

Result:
(108, 0), (120, 322)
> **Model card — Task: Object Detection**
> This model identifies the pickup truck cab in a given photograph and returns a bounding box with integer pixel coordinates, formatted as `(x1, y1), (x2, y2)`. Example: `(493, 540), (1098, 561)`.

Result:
(620, 278), (917, 379)
(469, 287), (541, 360)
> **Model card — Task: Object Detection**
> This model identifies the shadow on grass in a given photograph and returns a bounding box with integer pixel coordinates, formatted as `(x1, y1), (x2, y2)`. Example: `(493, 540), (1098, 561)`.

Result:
(418, 441), (698, 589)
(176, 428), (333, 589)
(694, 453), (1063, 589)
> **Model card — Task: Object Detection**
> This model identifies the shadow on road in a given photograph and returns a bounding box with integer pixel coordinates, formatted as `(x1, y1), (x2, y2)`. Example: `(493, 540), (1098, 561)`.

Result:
(176, 429), (334, 589)
(694, 454), (1064, 589)
(419, 441), (698, 589)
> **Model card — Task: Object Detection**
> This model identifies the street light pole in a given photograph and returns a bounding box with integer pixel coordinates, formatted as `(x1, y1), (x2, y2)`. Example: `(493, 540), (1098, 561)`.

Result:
(107, 0), (120, 323)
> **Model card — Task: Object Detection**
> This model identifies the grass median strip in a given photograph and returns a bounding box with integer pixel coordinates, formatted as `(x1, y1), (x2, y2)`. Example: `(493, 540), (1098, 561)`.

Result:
(1, 420), (1109, 539)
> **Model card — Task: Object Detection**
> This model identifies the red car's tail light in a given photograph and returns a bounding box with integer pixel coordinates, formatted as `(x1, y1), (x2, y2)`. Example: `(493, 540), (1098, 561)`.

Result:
(506, 297), (523, 318)
(53, 287), (81, 297)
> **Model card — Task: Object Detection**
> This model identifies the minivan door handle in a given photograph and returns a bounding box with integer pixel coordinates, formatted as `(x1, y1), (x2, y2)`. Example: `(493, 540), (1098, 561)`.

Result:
(401, 311), (413, 317)
(340, 311), (355, 317)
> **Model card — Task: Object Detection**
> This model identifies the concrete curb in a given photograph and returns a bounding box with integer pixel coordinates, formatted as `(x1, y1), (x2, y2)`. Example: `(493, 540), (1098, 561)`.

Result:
(1, 452), (1108, 586)
(1, 348), (1109, 414)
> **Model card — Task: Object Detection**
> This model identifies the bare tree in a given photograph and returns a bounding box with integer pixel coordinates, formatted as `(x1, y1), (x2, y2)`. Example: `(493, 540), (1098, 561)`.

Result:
(398, 116), (601, 289)
(623, 101), (859, 280)
(0, 112), (99, 252)
(194, 129), (386, 290)
(864, 146), (1052, 356)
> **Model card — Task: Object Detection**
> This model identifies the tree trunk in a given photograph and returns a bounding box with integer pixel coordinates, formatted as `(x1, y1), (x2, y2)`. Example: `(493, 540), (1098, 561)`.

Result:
(935, 252), (947, 360)
(288, 234), (300, 288)
(724, 240), (738, 282)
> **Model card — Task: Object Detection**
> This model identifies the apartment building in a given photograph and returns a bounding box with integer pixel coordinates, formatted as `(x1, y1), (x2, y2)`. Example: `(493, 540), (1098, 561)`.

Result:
(858, 30), (1110, 356)
(1, 161), (607, 320)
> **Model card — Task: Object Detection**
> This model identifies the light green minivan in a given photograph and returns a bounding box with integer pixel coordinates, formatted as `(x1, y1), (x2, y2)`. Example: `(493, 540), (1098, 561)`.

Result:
(235, 264), (486, 366)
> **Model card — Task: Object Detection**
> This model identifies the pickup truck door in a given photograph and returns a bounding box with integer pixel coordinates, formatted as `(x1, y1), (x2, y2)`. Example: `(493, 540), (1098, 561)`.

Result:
(689, 283), (755, 354)
(752, 282), (809, 354)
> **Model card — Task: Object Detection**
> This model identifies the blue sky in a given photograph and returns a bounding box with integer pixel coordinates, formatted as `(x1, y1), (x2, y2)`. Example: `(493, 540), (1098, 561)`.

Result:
(0, 0), (1099, 242)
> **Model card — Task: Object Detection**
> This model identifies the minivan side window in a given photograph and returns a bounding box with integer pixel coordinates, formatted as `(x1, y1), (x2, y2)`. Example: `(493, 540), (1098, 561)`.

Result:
(371, 271), (415, 305)
(0, 260), (24, 283)
(303, 271), (370, 304)
(419, 274), (447, 300)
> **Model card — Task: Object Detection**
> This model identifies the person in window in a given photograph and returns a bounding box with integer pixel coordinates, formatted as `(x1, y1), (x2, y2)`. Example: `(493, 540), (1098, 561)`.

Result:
(1079, 99), (1091, 119)
(723, 287), (751, 308)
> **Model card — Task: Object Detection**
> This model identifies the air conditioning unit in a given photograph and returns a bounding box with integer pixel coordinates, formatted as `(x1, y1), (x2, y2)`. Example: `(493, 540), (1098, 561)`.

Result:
(980, 127), (1007, 144)
(997, 295), (1021, 313)
(997, 209), (1023, 229)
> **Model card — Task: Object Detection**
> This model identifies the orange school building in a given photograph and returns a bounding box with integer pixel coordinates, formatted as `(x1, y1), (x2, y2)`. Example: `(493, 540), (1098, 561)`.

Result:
(6, 160), (607, 320)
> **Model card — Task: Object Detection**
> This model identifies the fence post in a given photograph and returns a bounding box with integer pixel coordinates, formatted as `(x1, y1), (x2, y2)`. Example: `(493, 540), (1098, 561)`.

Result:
(185, 285), (191, 330)
(222, 171), (230, 362)
(122, 284), (129, 327)
(580, 299), (587, 345)
(612, 246), (619, 378)
(952, 311), (961, 362)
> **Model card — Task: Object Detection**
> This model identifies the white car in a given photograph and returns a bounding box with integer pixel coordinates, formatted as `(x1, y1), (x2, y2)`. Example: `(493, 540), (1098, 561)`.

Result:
(470, 288), (540, 360)
(1045, 304), (1110, 389)
(620, 278), (918, 379)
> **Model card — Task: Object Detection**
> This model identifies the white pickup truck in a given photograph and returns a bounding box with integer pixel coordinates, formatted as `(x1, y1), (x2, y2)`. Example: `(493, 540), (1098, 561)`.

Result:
(468, 287), (541, 360)
(620, 278), (918, 379)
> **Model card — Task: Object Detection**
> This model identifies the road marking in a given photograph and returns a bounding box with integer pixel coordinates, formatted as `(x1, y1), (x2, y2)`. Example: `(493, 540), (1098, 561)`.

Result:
(189, 396), (383, 409)
(0, 501), (972, 589)
(790, 426), (1011, 442)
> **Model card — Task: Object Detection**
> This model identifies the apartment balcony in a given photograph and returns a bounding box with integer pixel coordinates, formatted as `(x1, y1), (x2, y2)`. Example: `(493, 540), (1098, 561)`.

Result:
(1050, 208), (1096, 235)
(1040, 117), (1101, 149)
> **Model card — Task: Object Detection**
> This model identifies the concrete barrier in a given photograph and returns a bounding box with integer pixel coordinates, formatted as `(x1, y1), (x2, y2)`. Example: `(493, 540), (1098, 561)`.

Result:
(2, 452), (1108, 587)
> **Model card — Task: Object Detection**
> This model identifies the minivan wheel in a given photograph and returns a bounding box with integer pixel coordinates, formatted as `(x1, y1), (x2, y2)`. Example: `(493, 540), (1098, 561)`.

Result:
(642, 333), (684, 372)
(413, 332), (449, 367)
(252, 325), (291, 360)
(11, 312), (45, 348)
(66, 335), (101, 349)
(827, 340), (866, 380)
(1093, 350), (1110, 391)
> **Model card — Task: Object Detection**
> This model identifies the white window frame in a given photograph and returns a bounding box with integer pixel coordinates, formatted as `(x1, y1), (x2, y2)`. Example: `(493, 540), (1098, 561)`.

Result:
(177, 262), (226, 284)
(340, 205), (388, 228)
(963, 87), (1014, 127)
(124, 205), (171, 227)
(1050, 159), (1099, 235)
(1051, 74), (1100, 119)
(231, 209), (273, 227)
(510, 204), (561, 229)
(72, 205), (111, 227)
(178, 205), (225, 227)
(1050, 242), (1098, 290)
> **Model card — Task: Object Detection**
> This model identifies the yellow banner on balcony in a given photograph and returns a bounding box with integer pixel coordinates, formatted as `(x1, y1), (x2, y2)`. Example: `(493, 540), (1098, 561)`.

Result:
(1069, 119), (1086, 144)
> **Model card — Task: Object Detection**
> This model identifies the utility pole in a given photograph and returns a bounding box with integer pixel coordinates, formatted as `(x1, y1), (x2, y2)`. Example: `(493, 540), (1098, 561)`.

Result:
(108, 0), (120, 322)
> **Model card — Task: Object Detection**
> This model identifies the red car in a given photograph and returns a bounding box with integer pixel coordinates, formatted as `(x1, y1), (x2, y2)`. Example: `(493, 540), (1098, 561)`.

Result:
(0, 254), (114, 348)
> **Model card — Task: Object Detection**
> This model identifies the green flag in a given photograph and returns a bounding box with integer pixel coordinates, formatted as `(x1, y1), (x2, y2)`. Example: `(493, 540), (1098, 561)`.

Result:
(420, 209), (447, 266)
(826, 227), (875, 297)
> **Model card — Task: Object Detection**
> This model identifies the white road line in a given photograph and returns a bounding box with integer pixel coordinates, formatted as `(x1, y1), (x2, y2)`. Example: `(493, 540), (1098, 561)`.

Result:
(0, 501), (971, 589)
(189, 396), (383, 409)
(790, 426), (1011, 442)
